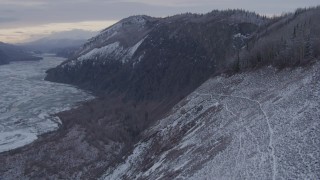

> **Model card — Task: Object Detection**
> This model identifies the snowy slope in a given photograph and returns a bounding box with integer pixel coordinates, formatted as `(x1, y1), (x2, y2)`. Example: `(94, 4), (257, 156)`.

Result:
(76, 37), (146, 63)
(61, 37), (147, 69)
(61, 15), (155, 68)
(102, 61), (320, 179)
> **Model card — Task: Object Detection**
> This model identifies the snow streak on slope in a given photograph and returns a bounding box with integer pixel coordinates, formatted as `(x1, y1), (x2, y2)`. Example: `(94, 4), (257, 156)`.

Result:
(0, 55), (93, 153)
(102, 62), (320, 179)
(73, 15), (151, 64)
(77, 42), (122, 61)
(63, 37), (147, 68)
(78, 37), (146, 63)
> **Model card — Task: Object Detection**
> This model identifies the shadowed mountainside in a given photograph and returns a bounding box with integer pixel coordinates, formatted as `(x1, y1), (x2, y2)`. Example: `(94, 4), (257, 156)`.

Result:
(0, 42), (42, 65)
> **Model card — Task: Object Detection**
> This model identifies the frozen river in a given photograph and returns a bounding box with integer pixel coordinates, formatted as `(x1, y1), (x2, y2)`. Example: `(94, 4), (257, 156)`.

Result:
(0, 55), (93, 153)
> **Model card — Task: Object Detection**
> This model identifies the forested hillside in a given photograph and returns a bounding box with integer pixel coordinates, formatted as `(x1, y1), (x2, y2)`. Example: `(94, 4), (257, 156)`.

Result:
(234, 7), (320, 70)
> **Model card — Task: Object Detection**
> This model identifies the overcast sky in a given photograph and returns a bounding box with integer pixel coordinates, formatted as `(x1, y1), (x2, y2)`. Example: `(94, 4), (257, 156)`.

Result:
(0, 0), (319, 43)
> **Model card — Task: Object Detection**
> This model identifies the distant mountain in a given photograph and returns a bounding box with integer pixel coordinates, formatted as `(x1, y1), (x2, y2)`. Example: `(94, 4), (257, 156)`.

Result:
(0, 42), (42, 65)
(21, 29), (98, 58)
(22, 38), (87, 57)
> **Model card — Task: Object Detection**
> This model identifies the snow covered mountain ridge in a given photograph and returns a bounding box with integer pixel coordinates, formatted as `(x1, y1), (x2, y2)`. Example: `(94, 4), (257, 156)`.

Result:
(56, 12), (266, 69)
(70, 15), (156, 63)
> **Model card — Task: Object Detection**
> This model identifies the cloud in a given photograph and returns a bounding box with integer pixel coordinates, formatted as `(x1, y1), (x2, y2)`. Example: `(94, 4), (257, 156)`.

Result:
(0, 21), (116, 43)
(0, 0), (45, 6)
(0, 17), (17, 23)
(42, 29), (98, 40)
(1, 0), (319, 29)
(0, 0), (319, 43)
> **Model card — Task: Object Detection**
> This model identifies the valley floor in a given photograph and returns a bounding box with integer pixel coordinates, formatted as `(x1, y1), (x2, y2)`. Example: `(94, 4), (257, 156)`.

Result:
(0, 56), (92, 153)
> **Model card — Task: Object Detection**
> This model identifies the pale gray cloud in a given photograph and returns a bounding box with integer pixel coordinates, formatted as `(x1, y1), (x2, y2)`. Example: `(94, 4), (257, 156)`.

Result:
(0, 0), (318, 43)
(0, 17), (17, 23)
(1, 0), (318, 28)
(2, 0), (320, 27)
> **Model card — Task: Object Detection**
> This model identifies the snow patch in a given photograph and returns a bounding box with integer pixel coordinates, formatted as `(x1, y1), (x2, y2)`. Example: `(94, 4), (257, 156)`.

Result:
(67, 36), (147, 67)
(102, 141), (151, 180)
(77, 42), (122, 61)
(127, 36), (146, 57)
(0, 130), (37, 153)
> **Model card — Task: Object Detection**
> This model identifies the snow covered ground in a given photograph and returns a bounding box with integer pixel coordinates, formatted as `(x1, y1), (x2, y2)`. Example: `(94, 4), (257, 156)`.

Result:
(102, 62), (320, 179)
(0, 55), (93, 153)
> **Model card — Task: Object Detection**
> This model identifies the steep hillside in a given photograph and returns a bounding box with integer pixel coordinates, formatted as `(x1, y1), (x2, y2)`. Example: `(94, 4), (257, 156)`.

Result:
(102, 60), (320, 180)
(0, 42), (42, 65)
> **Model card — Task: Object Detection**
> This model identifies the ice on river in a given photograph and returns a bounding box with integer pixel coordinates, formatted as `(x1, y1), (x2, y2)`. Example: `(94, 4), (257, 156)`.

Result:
(0, 54), (93, 153)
